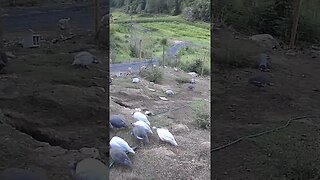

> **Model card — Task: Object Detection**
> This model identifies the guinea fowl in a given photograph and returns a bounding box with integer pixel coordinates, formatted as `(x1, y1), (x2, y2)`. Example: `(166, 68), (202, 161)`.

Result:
(110, 136), (135, 154)
(110, 147), (132, 168)
(153, 127), (178, 146)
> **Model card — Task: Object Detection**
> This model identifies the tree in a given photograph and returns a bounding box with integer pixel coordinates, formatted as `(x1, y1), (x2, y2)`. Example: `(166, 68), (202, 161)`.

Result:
(94, 0), (100, 36)
(0, 9), (4, 50)
(289, 0), (303, 49)
(160, 38), (167, 67)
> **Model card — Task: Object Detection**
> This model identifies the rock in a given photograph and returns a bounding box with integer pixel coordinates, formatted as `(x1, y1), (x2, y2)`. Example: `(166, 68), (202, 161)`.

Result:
(79, 147), (101, 159)
(285, 50), (298, 56)
(132, 77), (140, 83)
(72, 51), (99, 67)
(159, 96), (168, 101)
(5, 51), (16, 59)
(188, 72), (198, 77)
(51, 38), (58, 43)
(200, 142), (210, 150)
(248, 75), (269, 87)
(71, 158), (108, 179)
(170, 124), (189, 133)
(311, 45), (320, 51)
(57, 18), (71, 30)
(148, 88), (156, 92)
(249, 34), (280, 49)
(165, 89), (174, 96)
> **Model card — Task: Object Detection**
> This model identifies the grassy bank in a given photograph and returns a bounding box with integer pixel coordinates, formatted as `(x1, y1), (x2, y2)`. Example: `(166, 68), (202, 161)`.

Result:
(110, 10), (210, 72)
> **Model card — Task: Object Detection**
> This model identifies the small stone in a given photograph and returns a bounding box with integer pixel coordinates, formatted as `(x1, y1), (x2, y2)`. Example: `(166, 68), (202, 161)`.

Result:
(170, 124), (189, 133)
(159, 96), (168, 101)
(51, 38), (58, 43)
(5, 51), (16, 59)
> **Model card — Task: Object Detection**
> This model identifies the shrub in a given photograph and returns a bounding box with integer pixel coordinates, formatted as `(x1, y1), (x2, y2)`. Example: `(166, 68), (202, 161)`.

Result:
(191, 100), (210, 129)
(140, 67), (163, 84)
(180, 59), (210, 75)
(175, 76), (189, 84)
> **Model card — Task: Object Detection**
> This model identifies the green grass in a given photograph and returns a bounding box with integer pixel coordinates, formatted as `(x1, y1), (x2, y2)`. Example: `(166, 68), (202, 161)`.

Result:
(110, 10), (210, 69)
(175, 76), (190, 84)
(251, 122), (320, 179)
(111, 78), (141, 89)
(190, 100), (210, 129)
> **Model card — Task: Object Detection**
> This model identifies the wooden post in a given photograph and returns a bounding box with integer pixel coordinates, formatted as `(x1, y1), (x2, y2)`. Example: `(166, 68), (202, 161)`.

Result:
(162, 46), (165, 68)
(94, 0), (100, 35)
(201, 53), (206, 77)
(139, 39), (142, 74)
(289, 0), (303, 49)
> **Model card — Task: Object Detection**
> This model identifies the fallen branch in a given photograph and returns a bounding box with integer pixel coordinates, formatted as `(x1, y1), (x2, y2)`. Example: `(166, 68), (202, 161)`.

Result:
(211, 115), (320, 152)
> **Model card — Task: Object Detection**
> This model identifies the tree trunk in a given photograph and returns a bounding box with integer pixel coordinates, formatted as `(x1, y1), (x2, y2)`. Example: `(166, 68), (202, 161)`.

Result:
(0, 9), (3, 50)
(94, 0), (100, 36)
(289, 0), (303, 49)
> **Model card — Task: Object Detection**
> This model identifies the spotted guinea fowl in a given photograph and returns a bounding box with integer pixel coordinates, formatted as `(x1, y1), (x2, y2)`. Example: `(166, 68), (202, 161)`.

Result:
(110, 147), (132, 168)
(110, 115), (128, 129)
(131, 125), (149, 144)
(132, 121), (153, 134)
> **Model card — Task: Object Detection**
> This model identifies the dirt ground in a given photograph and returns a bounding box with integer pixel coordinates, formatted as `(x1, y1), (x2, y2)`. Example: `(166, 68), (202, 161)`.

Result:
(109, 68), (210, 179)
(212, 29), (320, 179)
(0, 29), (108, 179)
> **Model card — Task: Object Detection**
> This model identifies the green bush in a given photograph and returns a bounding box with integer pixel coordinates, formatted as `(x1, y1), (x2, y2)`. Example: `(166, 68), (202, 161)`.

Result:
(180, 59), (210, 75)
(175, 76), (190, 84)
(191, 100), (210, 129)
(140, 67), (163, 84)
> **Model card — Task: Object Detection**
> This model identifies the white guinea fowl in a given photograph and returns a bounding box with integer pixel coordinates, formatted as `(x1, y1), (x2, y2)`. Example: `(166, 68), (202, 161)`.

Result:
(132, 111), (150, 125)
(153, 127), (178, 146)
(110, 136), (135, 154)
(133, 121), (153, 134)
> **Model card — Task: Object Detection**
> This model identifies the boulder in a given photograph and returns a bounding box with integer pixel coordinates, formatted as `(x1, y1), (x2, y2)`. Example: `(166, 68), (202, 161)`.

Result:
(249, 34), (280, 50)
